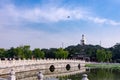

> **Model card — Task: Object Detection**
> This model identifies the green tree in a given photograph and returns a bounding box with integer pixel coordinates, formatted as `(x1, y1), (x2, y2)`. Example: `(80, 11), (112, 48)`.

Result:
(5, 47), (17, 58)
(96, 49), (106, 62)
(106, 50), (112, 62)
(45, 48), (57, 58)
(110, 43), (120, 62)
(32, 48), (45, 59)
(23, 45), (32, 59)
(55, 48), (69, 59)
(15, 45), (32, 59)
(96, 49), (112, 62)
(15, 46), (25, 59)
(0, 48), (6, 58)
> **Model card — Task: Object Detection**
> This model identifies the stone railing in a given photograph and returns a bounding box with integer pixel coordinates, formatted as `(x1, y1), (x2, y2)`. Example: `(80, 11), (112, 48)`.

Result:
(0, 59), (85, 68)
(0, 59), (86, 75)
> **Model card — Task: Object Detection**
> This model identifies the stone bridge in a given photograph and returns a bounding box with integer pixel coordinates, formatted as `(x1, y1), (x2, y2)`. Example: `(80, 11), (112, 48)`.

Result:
(0, 59), (86, 75)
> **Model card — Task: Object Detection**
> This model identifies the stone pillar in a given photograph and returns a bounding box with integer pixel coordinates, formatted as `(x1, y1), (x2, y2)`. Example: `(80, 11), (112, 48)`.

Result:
(82, 74), (89, 80)
(37, 71), (44, 80)
(8, 69), (16, 80)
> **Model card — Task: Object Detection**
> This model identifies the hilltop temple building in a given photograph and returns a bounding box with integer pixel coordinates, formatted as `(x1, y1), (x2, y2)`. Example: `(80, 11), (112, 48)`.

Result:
(81, 34), (85, 46)
(71, 34), (90, 61)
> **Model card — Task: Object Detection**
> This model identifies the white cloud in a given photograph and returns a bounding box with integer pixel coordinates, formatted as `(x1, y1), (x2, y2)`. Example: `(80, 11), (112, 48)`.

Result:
(87, 16), (120, 26)
(1, 3), (120, 27)
(108, 20), (120, 26)
(1, 3), (120, 49)
(16, 7), (88, 22)
(87, 17), (107, 24)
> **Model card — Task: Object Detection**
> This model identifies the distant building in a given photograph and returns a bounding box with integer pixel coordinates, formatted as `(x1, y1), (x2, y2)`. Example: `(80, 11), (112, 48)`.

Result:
(81, 34), (85, 46)
(71, 34), (90, 61)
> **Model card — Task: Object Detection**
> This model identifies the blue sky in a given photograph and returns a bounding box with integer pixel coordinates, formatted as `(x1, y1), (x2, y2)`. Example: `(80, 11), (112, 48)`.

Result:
(0, 0), (120, 49)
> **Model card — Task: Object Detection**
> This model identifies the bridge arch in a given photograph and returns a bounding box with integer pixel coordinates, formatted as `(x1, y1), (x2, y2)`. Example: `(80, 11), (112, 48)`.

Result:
(78, 64), (81, 69)
(66, 64), (71, 71)
(49, 65), (55, 72)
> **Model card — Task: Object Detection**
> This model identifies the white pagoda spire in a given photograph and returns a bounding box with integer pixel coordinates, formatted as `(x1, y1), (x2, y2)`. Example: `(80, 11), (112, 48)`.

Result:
(81, 34), (86, 45)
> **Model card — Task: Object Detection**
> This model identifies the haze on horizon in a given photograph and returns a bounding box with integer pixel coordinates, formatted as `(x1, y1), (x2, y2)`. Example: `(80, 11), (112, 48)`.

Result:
(0, 0), (120, 49)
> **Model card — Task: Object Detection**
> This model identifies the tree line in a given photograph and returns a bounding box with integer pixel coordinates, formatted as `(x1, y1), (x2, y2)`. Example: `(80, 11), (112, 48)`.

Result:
(0, 43), (120, 62)
(65, 43), (120, 62)
(0, 45), (68, 60)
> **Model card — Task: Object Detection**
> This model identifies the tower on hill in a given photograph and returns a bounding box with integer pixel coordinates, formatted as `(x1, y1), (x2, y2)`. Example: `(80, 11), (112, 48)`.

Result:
(81, 34), (85, 46)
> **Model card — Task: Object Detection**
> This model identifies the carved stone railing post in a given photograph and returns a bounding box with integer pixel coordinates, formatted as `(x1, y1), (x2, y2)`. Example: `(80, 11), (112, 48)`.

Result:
(82, 74), (89, 80)
(8, 69), (16, 80)
(37, 71), (44, 80)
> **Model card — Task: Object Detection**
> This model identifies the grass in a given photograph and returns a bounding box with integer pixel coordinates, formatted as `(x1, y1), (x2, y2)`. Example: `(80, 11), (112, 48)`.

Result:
(85, 63), (120, 70)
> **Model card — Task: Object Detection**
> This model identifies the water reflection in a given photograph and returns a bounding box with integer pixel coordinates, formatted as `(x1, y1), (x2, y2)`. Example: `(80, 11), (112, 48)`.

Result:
(49, 68), (120, 80)
(1, 68), (120, 80)
(88, 68), (120, 80)
(45, 67), (85, 80)
(0, 67), (85, 80)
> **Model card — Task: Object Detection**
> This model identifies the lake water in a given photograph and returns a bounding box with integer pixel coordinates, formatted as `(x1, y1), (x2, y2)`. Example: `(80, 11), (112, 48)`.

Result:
(45, 68), (120, 80)
(1, 67), (120, 80)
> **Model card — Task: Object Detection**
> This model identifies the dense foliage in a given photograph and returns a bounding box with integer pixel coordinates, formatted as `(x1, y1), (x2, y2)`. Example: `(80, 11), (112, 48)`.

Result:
(54, 48), (68, 59)
(0, 43), (120, 62)
(96, 49), (112, 62)
(0, 45), (69, 60)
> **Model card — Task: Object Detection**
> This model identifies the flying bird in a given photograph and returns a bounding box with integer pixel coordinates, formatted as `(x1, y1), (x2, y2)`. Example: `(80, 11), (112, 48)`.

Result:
(67, 16), (70, 18)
